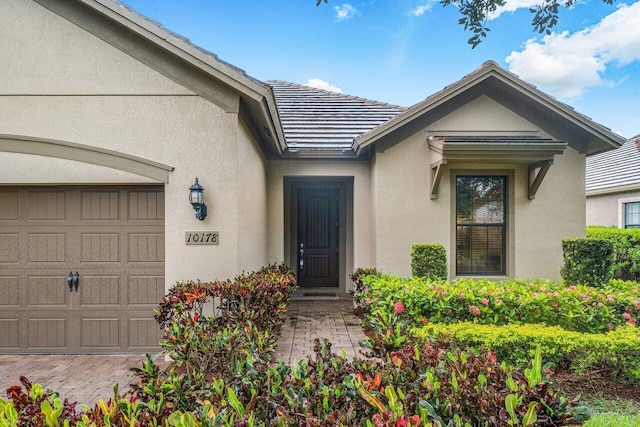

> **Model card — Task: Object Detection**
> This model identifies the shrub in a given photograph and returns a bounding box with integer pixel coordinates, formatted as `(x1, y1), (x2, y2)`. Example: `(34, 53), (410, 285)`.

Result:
(411, 243), (447, 280)
(361, 275), (640, 334)
(561, 238), (615, 287)
(135, 264), (297, 411)
(413, 322), (640, 381)
(350, 267), (380, 309)
(587, 226), (640, 281)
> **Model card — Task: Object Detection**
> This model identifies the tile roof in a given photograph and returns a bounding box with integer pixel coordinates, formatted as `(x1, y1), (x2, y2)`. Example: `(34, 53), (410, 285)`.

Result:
(586, 134), (640, 194)
(267, 81), (406, 153)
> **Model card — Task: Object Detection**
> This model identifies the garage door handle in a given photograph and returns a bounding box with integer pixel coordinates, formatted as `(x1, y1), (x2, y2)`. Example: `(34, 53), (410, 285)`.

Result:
(72, 272), (79, 292)
(67, 272), (74, 292)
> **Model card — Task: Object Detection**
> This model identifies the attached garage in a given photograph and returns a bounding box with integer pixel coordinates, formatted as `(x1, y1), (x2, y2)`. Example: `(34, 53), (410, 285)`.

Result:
(0, 186), (164, 354)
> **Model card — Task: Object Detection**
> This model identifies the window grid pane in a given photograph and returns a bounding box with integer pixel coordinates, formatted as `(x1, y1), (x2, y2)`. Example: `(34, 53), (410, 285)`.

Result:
(625, 202), (640, 228)
(456, 176), (506, 275)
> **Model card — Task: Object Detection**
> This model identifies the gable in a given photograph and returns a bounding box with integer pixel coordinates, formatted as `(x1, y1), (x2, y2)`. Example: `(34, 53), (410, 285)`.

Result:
(0, 0), (195, 96)
(355, 62), (625, 157)
(428, 95), (540, 135)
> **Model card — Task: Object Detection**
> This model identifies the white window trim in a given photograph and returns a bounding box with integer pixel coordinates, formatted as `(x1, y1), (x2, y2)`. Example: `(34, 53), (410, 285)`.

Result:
(618, 196), (640, 229)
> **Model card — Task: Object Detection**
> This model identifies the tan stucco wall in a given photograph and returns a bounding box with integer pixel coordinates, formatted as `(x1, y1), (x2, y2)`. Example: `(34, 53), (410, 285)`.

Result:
(587, 190), (640, 226)
(429, 95), (540, 133)
(372, 131), (442, 277)
(266, 160), (375, 292)
(513, 146), (585, 279)
(371, 95), (585, 280)
(0, 0), (193, 96)
(237, 120), (268, 272)
(0, 0), (270, 288)
(0, 152), (158, 183)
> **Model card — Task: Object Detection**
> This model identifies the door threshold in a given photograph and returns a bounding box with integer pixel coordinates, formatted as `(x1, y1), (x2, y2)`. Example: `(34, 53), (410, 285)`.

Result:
(291, 288), (349, 300)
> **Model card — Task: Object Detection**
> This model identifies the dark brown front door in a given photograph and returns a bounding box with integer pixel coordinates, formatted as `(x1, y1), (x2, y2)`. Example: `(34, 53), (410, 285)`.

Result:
(297, 188), (339, 288)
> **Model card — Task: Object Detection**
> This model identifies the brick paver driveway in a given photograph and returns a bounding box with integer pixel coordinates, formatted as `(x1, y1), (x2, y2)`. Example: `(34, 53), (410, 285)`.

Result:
(0, 298), (365, 406)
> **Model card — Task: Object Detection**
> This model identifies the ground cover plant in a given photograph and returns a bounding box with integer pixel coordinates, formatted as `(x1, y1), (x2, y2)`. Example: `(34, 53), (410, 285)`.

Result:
(2, 264), (596, 426)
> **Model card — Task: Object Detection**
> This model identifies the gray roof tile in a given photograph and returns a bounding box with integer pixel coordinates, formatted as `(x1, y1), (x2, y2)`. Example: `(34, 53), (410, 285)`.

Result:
(586, 134), (640, 193)
(267, 81), (406, 151)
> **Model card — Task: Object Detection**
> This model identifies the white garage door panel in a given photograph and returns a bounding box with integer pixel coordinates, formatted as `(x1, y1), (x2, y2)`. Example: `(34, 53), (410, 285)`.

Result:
(0, 186), (165, 354)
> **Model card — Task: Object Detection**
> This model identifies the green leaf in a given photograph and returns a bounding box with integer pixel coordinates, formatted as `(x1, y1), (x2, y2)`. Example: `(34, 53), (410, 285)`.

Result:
(227, 388), (246, 418)
(505, 394), (519, 426)
(522, 402), (538, 426)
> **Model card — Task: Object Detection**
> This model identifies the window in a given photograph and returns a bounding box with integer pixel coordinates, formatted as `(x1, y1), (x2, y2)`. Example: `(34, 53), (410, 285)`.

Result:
(456, 176), (506, 275)
(624, 202), (640, 228)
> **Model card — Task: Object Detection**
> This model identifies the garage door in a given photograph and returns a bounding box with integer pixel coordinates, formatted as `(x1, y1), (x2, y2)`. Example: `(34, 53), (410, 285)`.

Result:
(0, 186), (165, 354)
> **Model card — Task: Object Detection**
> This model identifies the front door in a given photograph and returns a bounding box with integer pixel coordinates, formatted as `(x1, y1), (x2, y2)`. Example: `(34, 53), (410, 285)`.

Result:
(297, 188), (339, 288)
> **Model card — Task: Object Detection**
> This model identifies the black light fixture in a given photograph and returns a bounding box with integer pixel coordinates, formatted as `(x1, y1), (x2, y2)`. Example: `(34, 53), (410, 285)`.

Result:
(189, 177), (207, 220)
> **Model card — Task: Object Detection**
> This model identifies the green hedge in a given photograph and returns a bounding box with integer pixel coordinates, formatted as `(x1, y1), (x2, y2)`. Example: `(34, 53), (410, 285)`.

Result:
(561, 238), (615, 287)
(411, 243), (447, 280)
(587, 226), (640, 281)
(359, 275), (640, 333)
(413, 322), (640, 381)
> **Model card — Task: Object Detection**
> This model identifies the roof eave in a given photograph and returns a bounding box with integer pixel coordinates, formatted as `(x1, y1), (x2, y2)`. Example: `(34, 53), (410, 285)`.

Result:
(85, 0), (270, 100)
(587, 183), (640, 197)
(42, 0), (286, 154)
(429, 140), (568, 163)
(355, 62), (625, 156)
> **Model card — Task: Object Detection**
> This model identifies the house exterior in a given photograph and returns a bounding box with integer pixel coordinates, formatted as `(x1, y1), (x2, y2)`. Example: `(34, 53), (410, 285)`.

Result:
(0, 0), (624, 354)
(586, 135), (640, 228)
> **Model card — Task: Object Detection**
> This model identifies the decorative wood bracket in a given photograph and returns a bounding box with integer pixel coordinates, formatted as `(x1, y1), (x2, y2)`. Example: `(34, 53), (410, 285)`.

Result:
(528, 160), (553, 200)
(430, 159), (447, 199)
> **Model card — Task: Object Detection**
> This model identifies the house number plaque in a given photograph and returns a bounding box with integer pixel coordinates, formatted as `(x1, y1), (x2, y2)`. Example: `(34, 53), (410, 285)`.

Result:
(185, 231), (219, 245)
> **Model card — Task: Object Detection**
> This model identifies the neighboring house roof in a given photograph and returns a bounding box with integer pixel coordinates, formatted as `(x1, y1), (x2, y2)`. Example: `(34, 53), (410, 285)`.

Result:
(355, 61), (625, 157)
(586, 135), (640, 195)
(267, 81), (406, 157)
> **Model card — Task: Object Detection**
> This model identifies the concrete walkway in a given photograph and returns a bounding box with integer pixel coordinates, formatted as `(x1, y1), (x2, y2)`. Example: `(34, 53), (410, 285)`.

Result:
(0, 298), (365, 407)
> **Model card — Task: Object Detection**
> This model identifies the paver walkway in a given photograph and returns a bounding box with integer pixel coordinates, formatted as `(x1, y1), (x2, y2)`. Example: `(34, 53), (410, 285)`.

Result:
(0, 298), (365, 407)
(274, 298), (367, 364)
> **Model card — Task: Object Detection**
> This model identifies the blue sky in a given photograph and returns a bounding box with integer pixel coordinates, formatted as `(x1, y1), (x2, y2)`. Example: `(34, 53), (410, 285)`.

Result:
(120, 0), (640, 138)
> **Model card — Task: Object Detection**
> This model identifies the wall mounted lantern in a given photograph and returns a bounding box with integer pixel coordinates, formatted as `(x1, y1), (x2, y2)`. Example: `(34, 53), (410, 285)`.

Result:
(189, 177), (207, 220)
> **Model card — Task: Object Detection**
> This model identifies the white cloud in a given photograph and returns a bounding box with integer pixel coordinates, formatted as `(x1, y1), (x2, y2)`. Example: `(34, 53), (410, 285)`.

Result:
(411, 1), (437, 16)
(304, 78), (343, 93)
(334, 4), (357, 20)
(506, 2), (640, 99)
(488, 0), (542, 20)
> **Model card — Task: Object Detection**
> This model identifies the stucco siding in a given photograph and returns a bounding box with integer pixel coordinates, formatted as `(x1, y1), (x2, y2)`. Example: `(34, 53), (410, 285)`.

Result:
(428, 95), (541, 133)
(372, 131), (446, 277)
(237, 120), (268, 273)
(587, 194), (618, 226)
(0, 0), (194, 96)
(514, 147), (585, 279)
(0, 152), (158, 183)
(587, 190), (640, 226)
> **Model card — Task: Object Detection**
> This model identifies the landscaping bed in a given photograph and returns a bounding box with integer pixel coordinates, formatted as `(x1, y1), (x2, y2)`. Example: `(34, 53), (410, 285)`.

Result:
(2, 265), (639, 425)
